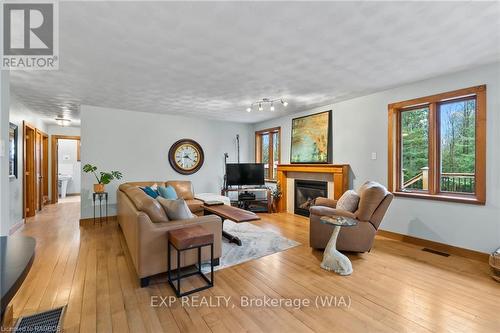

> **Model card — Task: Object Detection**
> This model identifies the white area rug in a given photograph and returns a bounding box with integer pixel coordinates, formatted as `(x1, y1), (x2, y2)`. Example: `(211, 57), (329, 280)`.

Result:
(202, 220), (300, 272)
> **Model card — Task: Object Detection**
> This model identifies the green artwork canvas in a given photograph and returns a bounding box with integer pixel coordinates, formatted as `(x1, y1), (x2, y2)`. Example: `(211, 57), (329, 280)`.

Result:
(291, 111), (331, 163)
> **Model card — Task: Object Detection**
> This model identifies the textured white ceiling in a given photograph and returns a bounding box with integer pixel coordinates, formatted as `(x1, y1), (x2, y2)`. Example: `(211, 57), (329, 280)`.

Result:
(10, 1), (500, 124)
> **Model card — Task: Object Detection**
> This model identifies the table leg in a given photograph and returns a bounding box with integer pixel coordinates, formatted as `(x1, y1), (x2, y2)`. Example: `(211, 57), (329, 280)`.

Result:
(99, 196), (103, 226)
(204, 210), (243, 246)
(105, 194), (108, 223)
(320, 226), (353, 275)
(222, 230), (242, 246)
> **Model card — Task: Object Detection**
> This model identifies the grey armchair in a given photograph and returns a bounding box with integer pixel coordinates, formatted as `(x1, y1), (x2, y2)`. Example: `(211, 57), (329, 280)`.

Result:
(309, 181), (393, 252)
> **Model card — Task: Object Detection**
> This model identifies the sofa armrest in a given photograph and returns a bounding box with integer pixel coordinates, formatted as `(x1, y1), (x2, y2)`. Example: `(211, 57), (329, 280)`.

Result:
(309, 206), (356, 219)
(314, 197), (337, 209)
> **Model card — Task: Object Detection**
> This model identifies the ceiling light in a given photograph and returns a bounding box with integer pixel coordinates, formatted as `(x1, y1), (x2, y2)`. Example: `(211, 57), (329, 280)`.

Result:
(245, 97), (287, 113)
(55, 117), (71, 127)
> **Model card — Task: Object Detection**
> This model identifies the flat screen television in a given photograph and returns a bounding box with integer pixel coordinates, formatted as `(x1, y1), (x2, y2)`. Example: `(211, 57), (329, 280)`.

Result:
(226, 163), (265, 186)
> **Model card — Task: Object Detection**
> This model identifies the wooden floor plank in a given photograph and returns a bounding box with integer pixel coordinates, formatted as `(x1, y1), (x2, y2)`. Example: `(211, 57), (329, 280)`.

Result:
(7, 200), (498, 333)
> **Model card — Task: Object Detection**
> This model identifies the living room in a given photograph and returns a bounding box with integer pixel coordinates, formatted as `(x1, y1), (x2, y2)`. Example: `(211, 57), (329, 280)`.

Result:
(1, 1), (499, 332)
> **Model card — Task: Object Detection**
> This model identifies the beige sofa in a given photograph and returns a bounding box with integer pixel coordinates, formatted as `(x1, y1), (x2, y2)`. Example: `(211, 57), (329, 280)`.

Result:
(117, 181), (222, 287)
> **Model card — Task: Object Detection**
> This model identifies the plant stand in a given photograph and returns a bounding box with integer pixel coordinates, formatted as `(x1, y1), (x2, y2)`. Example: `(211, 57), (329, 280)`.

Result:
(490, 247), (500, 282)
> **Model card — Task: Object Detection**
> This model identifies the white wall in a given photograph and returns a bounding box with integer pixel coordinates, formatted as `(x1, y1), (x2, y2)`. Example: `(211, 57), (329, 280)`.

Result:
(254, 62), (500, 254)
(80, 105), (253, 219)
(8, 94), (48, 232)
(48, 125), (81, 137)
(58, 139), (81, 194)
(0, 71), (9, 235)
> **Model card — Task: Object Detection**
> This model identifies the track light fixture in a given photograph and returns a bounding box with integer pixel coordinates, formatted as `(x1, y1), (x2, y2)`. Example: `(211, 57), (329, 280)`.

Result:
(246, 97), (288, 113)
(55, 117), (71, 126)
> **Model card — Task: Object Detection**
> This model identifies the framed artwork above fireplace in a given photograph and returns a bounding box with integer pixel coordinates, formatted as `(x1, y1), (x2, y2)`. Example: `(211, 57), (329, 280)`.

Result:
(290, 110), (332, 164)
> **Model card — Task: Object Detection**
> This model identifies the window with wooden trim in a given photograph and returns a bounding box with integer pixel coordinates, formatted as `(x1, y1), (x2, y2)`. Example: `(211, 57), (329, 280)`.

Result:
(255, 127), (281, 181)
(388, 85), (486, 205)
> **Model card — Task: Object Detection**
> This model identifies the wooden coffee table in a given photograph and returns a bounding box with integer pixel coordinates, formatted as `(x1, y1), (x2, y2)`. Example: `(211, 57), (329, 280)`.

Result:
(202, 204), (260, 246)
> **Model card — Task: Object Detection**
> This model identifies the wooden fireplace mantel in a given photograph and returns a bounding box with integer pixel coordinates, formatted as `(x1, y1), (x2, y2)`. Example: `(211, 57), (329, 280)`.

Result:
(276, 164), (350, 213)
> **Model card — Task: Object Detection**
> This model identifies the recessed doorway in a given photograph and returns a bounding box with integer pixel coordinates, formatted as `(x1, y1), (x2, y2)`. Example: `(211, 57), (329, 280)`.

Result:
(50, 135), (81, 204)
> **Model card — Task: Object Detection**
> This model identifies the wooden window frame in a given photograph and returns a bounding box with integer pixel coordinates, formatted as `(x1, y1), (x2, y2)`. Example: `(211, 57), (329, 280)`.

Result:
(388, 85), (486, 205)
(255, 127), (281, 182)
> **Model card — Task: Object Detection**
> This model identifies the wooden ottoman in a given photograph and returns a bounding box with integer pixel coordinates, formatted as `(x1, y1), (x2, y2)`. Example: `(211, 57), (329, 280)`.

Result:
(167, 226), (214, 297)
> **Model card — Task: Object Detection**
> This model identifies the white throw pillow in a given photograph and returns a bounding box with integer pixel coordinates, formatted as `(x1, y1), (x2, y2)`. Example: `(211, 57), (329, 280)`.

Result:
(157, 197), (195, 220)
(336, 190), (360, 212)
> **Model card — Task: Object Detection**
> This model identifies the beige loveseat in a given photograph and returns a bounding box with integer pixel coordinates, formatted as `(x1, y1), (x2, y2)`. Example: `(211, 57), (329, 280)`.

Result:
(117, 181), (222, 287)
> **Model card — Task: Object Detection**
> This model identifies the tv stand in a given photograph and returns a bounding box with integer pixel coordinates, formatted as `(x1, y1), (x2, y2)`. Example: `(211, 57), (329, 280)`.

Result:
(221, 187), (272, 213)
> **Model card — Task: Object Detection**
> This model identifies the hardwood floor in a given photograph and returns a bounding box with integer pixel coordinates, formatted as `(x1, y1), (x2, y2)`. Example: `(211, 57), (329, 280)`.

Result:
(9, 200), (499, 332)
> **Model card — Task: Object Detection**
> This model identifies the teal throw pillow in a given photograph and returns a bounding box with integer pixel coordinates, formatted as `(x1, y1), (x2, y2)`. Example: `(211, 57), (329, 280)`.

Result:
(158, 185), (178, 199)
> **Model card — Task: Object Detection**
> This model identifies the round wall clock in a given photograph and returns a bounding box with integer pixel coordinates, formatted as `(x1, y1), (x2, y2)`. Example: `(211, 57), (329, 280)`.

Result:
(168, 139), (205, 175)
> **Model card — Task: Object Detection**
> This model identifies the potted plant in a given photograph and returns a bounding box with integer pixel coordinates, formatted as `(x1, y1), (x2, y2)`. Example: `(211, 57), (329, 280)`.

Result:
(270, 182), (282, 213)
(83, 164), (123, 193)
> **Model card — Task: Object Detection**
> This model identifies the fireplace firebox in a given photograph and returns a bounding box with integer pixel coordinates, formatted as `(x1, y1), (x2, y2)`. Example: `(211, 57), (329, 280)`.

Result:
(294, 180), (328, 217)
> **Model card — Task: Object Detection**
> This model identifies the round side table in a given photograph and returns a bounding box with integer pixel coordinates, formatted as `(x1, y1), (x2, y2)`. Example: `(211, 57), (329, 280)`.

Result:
(319, 216), (358, 275)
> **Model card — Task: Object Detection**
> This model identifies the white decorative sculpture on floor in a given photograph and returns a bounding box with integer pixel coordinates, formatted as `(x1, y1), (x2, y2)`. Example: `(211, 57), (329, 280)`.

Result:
(319, 216), (358, 275)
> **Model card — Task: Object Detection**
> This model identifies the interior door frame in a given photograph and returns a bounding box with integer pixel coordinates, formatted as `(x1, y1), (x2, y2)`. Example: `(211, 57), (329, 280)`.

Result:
(36, 130), (49, 209)
(42, 133), (49, 205)
(51, 135), (81, 204)
(23, 122), (36, 218)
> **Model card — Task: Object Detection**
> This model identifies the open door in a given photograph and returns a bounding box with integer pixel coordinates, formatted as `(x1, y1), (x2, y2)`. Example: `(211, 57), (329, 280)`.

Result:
(23, 122), (36, 218)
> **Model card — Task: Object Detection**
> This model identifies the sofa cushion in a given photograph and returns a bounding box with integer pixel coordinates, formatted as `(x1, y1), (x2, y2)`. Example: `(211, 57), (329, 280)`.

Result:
(158, 185), (178, 200)
(186, 199), (204, 214)
(355, 181), (387, 221)
(336, 190), (359, 212)
(157, 197), (195, 220)
(166, 181), (194, 200)
(123, 186), (169, 223)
